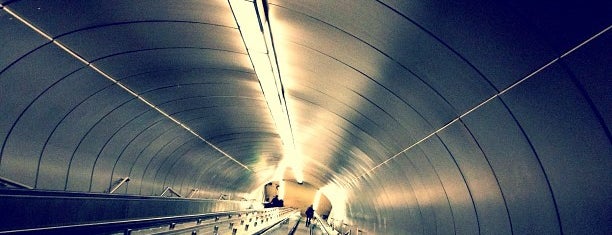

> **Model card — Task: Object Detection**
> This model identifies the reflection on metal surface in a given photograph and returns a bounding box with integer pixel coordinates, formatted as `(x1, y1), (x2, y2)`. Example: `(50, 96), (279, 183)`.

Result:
(352, 24), (612, 183)
(229, 0), (302, 183)
(266, 5), (386, 189)
(320, 184), (348, 220)
(0, 0), (609, 233)
(1, 4), (251, 172)
(278, 180), (285, 199)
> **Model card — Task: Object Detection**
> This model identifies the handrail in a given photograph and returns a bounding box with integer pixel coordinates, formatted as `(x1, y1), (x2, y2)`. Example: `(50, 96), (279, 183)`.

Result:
(0, 207), (298, 234)
(0, 188), (233, 201)
(0, 210), (236, 234)
(315, 214), (339, 235)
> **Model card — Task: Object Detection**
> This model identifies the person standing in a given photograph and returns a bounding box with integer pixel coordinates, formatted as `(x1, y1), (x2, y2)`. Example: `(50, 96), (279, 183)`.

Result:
(305, 205), (315, 226)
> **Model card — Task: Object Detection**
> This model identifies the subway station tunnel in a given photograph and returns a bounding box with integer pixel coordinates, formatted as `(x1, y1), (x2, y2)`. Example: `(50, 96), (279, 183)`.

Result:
(0, 0), (610, 234)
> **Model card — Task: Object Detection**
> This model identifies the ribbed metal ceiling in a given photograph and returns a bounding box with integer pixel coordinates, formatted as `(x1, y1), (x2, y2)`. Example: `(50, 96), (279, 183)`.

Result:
(0, 0), (610, 234)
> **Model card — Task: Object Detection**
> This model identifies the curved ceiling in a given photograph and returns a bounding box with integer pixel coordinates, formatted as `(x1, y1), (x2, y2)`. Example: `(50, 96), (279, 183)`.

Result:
(0, 0), (610, 234)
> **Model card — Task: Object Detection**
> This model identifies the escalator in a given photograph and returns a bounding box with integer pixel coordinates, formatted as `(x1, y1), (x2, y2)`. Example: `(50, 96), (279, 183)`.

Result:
(261, 213), (329, 235)
(0, 188), (297, 235)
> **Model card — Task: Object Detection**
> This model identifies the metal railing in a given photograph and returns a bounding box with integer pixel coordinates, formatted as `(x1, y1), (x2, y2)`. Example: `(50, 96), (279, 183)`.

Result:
(314, 215), (338, 235)
(1, 207), (297, 235)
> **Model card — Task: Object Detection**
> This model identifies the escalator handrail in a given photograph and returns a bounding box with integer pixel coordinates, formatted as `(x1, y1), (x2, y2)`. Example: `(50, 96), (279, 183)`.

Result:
(0, 208), (294, 234)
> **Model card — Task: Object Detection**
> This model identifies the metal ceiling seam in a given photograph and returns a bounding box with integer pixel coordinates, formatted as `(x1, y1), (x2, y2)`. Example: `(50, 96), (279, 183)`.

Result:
(1, 5), (252, 172)
(53, 20), (238, 39)
(353, 25), (612, 183)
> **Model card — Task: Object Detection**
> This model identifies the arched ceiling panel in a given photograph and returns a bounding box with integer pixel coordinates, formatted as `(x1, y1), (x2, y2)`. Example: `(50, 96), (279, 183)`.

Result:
(500, 63), (611, 234)
(463, 98), (560, 234)
(89, 108), (177, 193)
(401, 147), (456, 235)
(65, 98), (150, 192)
(0, 0), (289, 196)
(268, 0), (498, 112)
(125, 128), (194, 195)
(4, 0), (236, 35)
(378, 0), (559, 89)
(562, 32), (611, 133)
(95, 118), (177, 193)
(280, 44), (436, 135)
(138, 134), (200, 195)
(279, 41), (456, 128)
(118, 69), (257, 92)
(135, 83), (263, 107)
(437, 121), (512, 235)
(0, 0), (609, 234)
(91, 48), (252, 78)
(288, 98), (389, 168)
(417, 136), (480, 234)
(34, 80), (134, 190)
(0, 8), (47, 71)
(0, 45), (87, 186)
(56, 22), (244, 61)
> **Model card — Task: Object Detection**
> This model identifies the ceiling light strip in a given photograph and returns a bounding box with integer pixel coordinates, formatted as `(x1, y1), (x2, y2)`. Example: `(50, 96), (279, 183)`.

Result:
(2, 6), (53, 41)
(229, 0), (301, 181)
(2, 6), (251, 171)
(355, 25), (611, 182)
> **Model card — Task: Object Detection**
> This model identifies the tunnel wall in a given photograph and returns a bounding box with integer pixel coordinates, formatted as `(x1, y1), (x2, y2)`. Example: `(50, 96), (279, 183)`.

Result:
(0, 1), (609, 234)
(259, 0), (611, 234)
(0, 0), (277, 200)
(342, 23), (610, 235)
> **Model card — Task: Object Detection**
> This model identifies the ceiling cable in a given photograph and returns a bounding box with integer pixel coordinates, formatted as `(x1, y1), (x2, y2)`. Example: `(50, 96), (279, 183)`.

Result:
(354, 25), (611, 183)
(2, 5), (251, 171)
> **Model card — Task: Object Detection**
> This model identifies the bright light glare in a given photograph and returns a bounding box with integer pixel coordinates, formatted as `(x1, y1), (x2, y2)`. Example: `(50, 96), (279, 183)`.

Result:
(229, 0), (303, 182)
(272, 160), (286, 181)
(313, 190), (322, 209)
(278, 180), (286, 199)
(272, 156), (303, 183)
(320, 184), (348, 220)
(230, 0), (267, 53)
(291, 157), (304, 183)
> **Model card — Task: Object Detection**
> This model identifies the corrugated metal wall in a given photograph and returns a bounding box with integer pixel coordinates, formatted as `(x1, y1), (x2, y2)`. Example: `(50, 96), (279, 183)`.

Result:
(0, 0), (609, 234)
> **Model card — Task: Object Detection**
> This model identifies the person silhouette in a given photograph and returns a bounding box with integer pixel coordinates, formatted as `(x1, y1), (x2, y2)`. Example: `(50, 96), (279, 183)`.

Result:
(305, 205), (314, 226)
(270, 195), (280, 207)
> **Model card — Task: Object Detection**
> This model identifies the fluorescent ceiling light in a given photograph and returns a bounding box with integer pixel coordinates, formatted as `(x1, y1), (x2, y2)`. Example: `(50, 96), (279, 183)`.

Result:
(230, 0), (303, 183)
